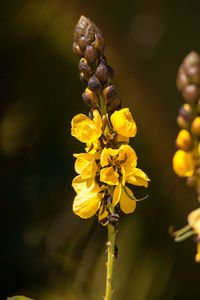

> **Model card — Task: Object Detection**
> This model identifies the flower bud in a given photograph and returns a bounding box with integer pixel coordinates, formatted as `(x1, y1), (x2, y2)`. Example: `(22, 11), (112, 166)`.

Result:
(103, 85), (116, 103)
(82, 87), (98, 107)
(107, 65), (115, 80)
(191, 116), (200, 137)
(178, 103), (193, 122)
(109, 96), (121, 112)
(84, 45), (98, 64)
(77, 36), (87, 50)
(72, 42), (83, 56)
(182, 84), (199, 103)
(176, 71), (189, 91)
(176, 129), (192, 150)
(187, 66), (200, 85)
(183, 51), (200, 70)
(95, 62), (109, 82)
(80, 72), (89, 85)
(93, 33), (105, 53)
(88, 75), (101, 91)
(78, 58), (91, 74)
(85, 24), (95, 44)
(177, 116), (188, 128)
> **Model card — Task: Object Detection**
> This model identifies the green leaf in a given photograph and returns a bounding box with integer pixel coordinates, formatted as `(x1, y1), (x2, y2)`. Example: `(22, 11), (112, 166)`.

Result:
(7, 296), (34, 300)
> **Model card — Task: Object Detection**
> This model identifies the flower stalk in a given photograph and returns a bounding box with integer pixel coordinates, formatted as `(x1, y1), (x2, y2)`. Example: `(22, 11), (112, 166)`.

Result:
(71, 15), (150, 297)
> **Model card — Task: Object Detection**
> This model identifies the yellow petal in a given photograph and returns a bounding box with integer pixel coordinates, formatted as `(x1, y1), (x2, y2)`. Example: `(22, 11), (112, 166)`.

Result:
(71, 110), (102, 143)
(100, 166), (119, 185)
(98, 205), (108, 221)
(73, 190), (102, 218)
(126, 168), (150, 187)
(113, 185), (121, 207)
(113, 184), (136, 213)
(111, 108), (137, 137)
(119, 145), (137, 176)
(176, 129), (192, 151)
(188, 208), (200, 234)
(72, 175), (100, 194)
(119, 185), (136, 214)
(172, 149), (195, 177)
(115, 134), (129, 144)
(74, 153), (97, 178)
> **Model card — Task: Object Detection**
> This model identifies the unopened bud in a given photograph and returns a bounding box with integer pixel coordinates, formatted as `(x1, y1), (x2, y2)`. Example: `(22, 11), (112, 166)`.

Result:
(176, 71), (189, 90)
(84, 45), (98, 64)
(80, 72), (89, 85)
(107, 65), (115, 80)
(187, 66), (200, 85)
(78, 58), (91, 74)
(183, 51), (200, 70)
(88, 75), (101, 91)
(82, 87), (98, 107)
(109, 96), (121, 112)
(177, 115), (188, 128)
(77, 36), (87, 50)
(182, 84), (199, 103)
(103, 85), (116, 103)
(178, 103), (193, 122)
(85, 24), (95, 44)
(95, 62), (109, 82)
(191, 116), (200, 137)
(93, 33), (105, 53)
(72, 42), (83, 56)
(175, 129), (192, 150)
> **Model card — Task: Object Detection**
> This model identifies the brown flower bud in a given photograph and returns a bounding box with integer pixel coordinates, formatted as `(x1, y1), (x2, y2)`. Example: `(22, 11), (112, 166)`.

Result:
(84, 45), (98, 64)
(72, 42), (83, 56)
(103, 85), (116, 103)
(88, 75), (101, 91)
(109, 96), (121, 112)
(183, 51), (200, 70)
(95, 62), (109, 82)
(107, 65), (115, 80)
(187, 66), (200, 85)
(82, 87), (98, 107)
(178, 103), (193, 122)
(78, 58), (91, 74)
(176, 116), (188, 129)
(182, 84), (199, 103)
(191, 116), (200, 137)
(80, 72), (89, 85)
(77, 36), (87, 50)
(176, 71), (189, 91)
(85, 24), (95, 44)
(93, 33), (105, 53)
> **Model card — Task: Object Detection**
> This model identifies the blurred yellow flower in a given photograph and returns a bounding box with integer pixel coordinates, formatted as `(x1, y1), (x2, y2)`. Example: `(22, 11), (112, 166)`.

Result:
(172, 149), (196, 177)
(111, 108), (137, 138)
(195, 243), (200, 263)
(176, 129), (192, 150)
(188, 208), (200, 234)
(71, 109), (102, 143)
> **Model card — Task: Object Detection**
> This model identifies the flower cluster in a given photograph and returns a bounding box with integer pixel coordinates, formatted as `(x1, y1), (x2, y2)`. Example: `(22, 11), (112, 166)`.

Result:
(71, 16), (149, 224)
(173, 51), (200, 187)
(172, 51), (200, 262)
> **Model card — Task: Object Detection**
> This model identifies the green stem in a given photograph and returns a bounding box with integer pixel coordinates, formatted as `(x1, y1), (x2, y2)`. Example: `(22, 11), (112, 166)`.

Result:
(104, 223), (115, 300)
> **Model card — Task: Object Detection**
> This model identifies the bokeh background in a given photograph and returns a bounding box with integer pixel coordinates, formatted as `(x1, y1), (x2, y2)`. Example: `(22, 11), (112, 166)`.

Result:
(1, 0), (200, 299)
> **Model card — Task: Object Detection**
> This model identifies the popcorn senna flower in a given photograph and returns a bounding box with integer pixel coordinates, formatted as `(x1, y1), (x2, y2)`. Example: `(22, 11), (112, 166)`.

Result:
(172, 149), (196, 177)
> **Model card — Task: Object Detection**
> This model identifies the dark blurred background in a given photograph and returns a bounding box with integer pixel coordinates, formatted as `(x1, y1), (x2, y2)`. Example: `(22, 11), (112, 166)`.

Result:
(1, 0), (200, 299)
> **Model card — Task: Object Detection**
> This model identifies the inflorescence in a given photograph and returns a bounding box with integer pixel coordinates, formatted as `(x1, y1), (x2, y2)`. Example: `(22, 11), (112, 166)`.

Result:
(71, 16), (150, 226)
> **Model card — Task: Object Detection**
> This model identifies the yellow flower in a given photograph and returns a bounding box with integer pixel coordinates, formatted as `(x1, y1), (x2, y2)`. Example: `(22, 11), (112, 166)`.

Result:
(100, 144), (149, 187)
(195, 243), (200, 263)
(110, 108), (137, 138)
(71, 109), (102, 143)
(113, 183), (136, 213)
(74, 152), (98, 179)
(85, 139), (102, 159)
(72, 176), (104, 218)
(172, 149), (196, 177)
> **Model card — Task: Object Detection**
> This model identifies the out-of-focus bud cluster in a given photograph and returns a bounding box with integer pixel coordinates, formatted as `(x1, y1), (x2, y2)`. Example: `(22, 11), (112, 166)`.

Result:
(73, 15), (121, 113)
(173, 51), (200, 189)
